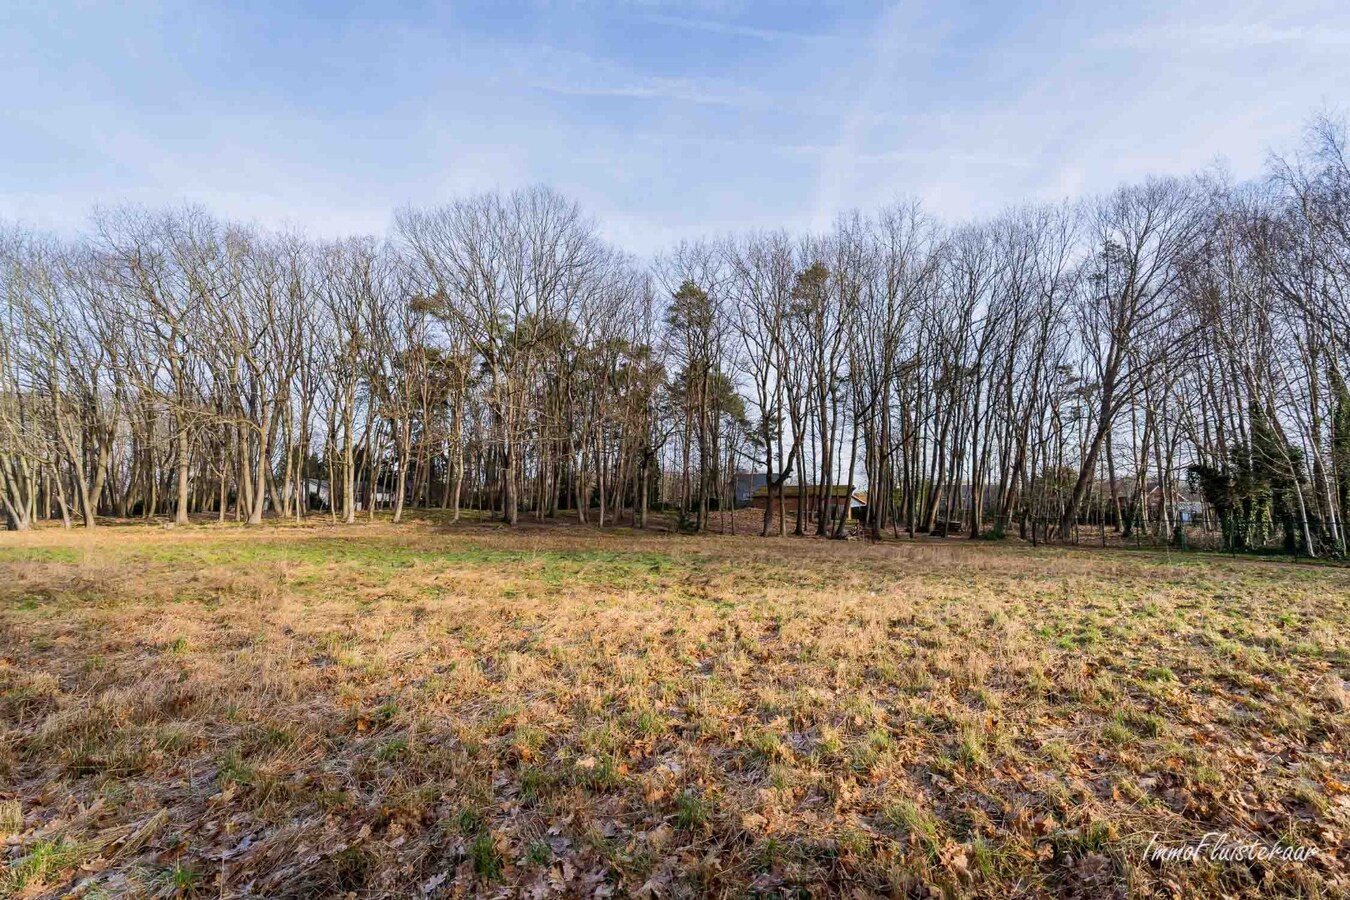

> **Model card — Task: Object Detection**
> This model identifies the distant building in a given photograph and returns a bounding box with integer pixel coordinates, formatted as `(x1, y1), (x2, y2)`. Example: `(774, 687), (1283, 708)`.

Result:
(303, 478), (332, 508)
(1088, 478), (1207, 525)
(750, 484), (867, 522)
(301, 478), (396, 511)
(732, 472), (771, 505)
(1175, 500), (1206, 524)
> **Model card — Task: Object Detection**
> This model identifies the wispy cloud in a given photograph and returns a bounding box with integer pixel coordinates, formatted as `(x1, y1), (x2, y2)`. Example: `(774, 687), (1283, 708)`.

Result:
(531, 74), (769, 109)
(853, 149), (1034, 168)
(517, 43), (779, 110)
(1100, 22), (1350, 52)
(812, 2), (939, 227)
(642, 13), (826, 43)
(3, 0), (1347, 253)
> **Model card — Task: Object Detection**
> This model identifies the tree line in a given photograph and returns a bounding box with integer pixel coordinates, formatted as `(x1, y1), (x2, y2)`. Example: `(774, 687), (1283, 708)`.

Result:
(2, 118), (1349, 555)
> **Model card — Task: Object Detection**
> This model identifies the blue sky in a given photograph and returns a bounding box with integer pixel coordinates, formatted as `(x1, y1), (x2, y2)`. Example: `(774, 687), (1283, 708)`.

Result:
(3, 0), (1347, 254)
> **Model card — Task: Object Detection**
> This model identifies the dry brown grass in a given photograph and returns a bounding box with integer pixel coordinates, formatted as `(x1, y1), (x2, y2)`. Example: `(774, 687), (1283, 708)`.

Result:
(0, 518), (1346, 898)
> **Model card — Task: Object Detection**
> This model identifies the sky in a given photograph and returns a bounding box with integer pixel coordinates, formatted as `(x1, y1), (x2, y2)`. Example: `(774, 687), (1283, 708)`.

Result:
(2, 0), (1347, 256)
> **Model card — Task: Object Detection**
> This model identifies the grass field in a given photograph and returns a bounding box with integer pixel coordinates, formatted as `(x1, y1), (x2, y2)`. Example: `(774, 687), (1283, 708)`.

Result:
(0, 519), (1346, 898)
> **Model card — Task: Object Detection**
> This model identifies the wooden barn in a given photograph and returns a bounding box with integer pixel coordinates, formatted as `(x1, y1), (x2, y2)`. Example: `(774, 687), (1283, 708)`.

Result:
(749, 484), (867, 523)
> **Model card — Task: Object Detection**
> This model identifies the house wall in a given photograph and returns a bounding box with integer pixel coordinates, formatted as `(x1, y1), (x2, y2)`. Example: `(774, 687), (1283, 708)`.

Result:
(749, 493), (858, 521)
